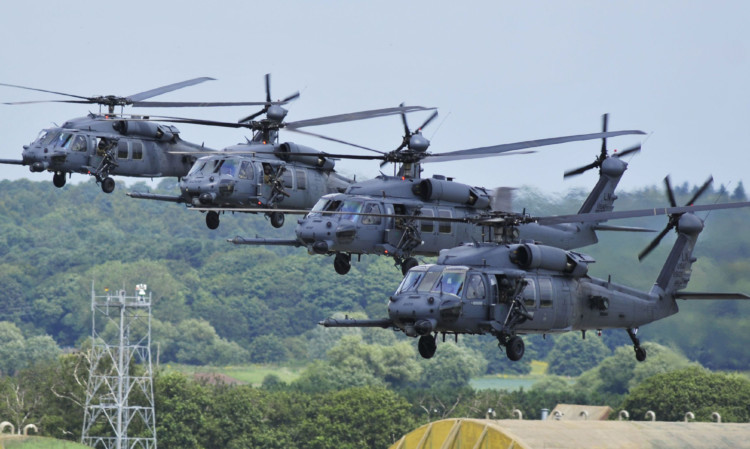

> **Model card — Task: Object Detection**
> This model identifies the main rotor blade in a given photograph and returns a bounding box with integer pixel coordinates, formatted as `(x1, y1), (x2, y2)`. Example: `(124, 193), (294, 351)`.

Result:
(3, 99), (92, 105)
(564, 161), (599, 178)
(685, 176), (713, 206)
(638, 225), (673, 261)
(533, 200), (750, 225)
(285, 105), (436, 129)
(285, 128), (386, 154)
(127, 77), (215, 102)
(133, 100), (282, 108)
(423, 129), (646, 163)
(0, 82), (90, 100)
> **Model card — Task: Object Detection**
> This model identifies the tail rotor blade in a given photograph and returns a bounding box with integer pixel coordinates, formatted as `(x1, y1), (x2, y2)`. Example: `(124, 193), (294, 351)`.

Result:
(686, 176), (713, 206)
(564, 161), (599, 178)
(418, 110), (438, 132)
(614, 143), (641, 159)
(265, 73), (272, 103)
(638, 225), (673, 261)
(282, 91), (300, 103)
(399, 102), (410, 136)
(600, 113), (609, 158)
(664, 176), (677, 208)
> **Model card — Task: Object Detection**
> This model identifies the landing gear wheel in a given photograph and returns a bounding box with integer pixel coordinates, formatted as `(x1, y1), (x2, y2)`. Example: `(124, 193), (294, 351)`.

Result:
(52, 172), (66, 188)
(101, 177), (115, 194)
(333, 253), (351, 275)
(418, 335), (437, 359)
(635, 346), (647, 362)
(206, 211), (220, 230)
(270, 212), (285, 228)
(505, 336), (525, 361)
(401, 257), (419, 275)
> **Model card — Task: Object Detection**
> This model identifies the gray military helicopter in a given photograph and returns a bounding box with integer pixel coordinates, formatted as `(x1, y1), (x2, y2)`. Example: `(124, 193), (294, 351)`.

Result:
(125, 74), (428, 229)
(229, 114), (647, 274)
(320, 176), (750, 362)
(0, 77), (287, 193)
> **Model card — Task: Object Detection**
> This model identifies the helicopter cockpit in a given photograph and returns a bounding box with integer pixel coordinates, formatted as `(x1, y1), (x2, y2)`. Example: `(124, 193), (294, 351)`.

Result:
(396, 266), (470, 299)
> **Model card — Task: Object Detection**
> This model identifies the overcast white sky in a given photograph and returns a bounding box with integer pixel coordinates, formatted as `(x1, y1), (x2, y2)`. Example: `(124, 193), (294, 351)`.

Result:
(0, 1), (748, 196)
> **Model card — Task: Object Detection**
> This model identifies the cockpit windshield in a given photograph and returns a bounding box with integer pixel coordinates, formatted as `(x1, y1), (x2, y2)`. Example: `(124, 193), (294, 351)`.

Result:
(340, 200), (363, 221)
(187, 160), (208, 177)
(35, 130), (60, 146)
(397, 269), (427, 293)
(431, 270), (467, 297)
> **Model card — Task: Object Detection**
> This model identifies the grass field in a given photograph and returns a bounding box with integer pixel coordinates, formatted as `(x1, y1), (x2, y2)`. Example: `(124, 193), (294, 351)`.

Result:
(0, 436), (89, 449)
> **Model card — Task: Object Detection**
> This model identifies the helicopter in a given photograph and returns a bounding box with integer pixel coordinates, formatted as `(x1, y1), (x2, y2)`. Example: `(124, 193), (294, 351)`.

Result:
(320, 176), (750, 362)
(0, 77), (297, 193)
(125, 74), (429, 229)
(228, 114), (647, 274)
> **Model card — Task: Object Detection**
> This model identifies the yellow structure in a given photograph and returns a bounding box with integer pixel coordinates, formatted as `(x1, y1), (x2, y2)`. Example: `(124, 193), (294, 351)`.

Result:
(389, 418), (750, 449)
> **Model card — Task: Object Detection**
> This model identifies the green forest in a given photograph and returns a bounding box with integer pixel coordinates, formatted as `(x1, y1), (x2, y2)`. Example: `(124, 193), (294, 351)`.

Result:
(0, 177), (749, 448)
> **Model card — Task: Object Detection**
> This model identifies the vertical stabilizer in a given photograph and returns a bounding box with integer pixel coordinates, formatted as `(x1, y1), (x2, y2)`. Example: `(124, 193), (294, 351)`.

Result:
(650, 213), (704, 297)
(577, 157), (627, 214)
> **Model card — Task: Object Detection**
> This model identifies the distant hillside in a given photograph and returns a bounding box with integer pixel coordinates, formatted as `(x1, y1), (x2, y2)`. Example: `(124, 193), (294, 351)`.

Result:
(0, 177), (748, 370)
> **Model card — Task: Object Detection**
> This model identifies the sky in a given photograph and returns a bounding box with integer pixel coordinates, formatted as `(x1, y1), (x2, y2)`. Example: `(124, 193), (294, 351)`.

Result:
(0, 1), (748, 197)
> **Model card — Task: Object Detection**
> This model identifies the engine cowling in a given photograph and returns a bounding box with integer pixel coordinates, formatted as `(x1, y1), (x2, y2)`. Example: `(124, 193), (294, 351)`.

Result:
(276, 143), (335, 170)
(412, 178), (490, 208)
(112, 120), (177, 141)
(509, 243), (588, 277)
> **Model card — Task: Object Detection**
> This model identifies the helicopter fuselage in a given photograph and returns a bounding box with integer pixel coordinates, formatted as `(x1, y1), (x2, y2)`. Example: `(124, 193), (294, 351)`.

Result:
(21, 114), (209, 191)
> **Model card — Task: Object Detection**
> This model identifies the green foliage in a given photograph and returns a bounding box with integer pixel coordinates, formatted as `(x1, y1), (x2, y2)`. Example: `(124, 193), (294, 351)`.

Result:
(416, 341), (487, 390)
(621, 367), (750, 422)
(546, 332), (611, 377)
(0, 321), (60, 376)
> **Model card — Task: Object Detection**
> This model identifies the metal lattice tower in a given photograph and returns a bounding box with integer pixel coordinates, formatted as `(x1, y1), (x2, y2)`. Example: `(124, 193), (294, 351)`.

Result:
(82, 284), (157, 449)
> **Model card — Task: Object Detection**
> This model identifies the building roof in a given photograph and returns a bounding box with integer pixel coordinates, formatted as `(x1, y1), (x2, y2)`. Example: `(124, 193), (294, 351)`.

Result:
(389, 418), (750, 449)
(548, 403), (613, 421)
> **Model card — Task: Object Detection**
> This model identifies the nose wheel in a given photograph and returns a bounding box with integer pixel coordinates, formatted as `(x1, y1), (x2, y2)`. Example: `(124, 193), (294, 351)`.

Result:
(505, 335), (525, 361)
(418, 334), (437, 359)
(627, 328), (647, 362)
(333, 253), (351, 275)
(400, 257), (419, 275)
(52, 172), (66, 188)
(206, 211), (220, 230)
(100, 177), (115, 194)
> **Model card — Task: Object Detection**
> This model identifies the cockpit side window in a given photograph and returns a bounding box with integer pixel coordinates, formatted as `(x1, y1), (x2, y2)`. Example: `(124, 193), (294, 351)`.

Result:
(71, 135), (87, 152)
(340, 200), (363, 221)
(432, 271), (466, 297)
(213, 159), (225, 174)
(55, 133), (73, 149)
(361, 203), (382, 225)
(466, 274), (486, 299)
(220, 159), (238, 177)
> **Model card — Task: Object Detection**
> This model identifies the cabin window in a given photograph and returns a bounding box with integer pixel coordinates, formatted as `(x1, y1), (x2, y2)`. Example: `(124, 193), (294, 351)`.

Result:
(438, 209), (452, 234)
(238, 161), (253, 180)
(539, 278), (553, 308)
(282, 170), (294, 188)
(296, 169), (306, 190)
(132, 142), (143, 160)
(361, 203), (382, 225)
(117, 141), (129, 159)
(522, 278), (536, 308)
(71, 135), (87, 152)
(420, 209), (435, 233)
(466, 274), (486, 299)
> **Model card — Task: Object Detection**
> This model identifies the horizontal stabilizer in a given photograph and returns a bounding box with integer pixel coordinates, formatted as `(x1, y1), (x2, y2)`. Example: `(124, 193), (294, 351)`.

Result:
(592, 224), (655, 233)
(0, 158), (24, 165)
(228, 236), (302, 247)
(675, 292), (750, 300)
(319, 317), (394, 328)
(127, 192), (184, 203)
